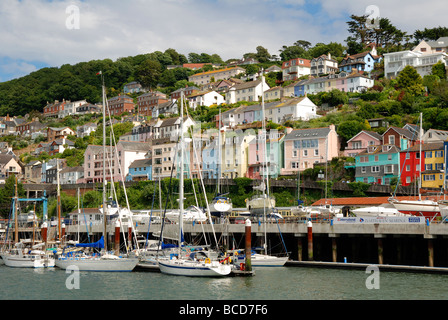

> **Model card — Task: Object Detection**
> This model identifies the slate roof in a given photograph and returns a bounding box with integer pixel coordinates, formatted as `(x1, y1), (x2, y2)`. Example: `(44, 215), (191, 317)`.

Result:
(284, 127), (331, 141)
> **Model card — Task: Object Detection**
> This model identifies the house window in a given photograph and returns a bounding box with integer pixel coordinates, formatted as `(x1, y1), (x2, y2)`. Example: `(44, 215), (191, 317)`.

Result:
(388, 135), (395, 145)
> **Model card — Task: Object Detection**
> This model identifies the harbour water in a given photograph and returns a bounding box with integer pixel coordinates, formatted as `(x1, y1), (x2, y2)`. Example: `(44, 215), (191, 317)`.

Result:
(1, 264), (448, 301)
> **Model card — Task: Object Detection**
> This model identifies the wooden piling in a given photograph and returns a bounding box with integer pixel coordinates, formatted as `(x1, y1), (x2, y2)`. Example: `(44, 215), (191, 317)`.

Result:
(307, 221), (313, 261)
(245, 219), (252, 272)
(115, 220), (120, 256)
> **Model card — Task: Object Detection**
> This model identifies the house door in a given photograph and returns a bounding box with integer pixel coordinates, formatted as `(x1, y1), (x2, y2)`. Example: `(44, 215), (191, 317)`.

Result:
(377, 178), (382, 184)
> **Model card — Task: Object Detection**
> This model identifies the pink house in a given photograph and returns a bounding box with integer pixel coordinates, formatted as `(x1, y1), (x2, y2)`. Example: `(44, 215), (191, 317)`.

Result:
(281, 124), (339, 176)
(343, 130), (382, 157)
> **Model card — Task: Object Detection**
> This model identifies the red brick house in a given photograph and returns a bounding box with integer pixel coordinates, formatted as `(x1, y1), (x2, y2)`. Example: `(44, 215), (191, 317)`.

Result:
(108, 95), (135, 116)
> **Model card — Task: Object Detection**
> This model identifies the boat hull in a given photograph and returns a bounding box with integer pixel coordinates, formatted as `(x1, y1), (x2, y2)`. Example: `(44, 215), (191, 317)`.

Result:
(389, 200), (440, 218)
(158, 259), (231, 277)
(1, 254), (55, 268)
(237, 254), (288, 267)
(55, 257), (138, 272)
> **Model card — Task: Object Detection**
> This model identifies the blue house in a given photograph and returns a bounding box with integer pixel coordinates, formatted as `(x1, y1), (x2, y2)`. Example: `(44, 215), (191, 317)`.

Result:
(202, 140), (220, 179)
(354, 144), (400, 185)
(126, 158), (152, 181)
(339, 51), (381, 73)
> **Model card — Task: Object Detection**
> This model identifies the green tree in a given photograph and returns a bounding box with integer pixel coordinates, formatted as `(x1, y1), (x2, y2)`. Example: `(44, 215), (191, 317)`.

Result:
(136, 59), (162, 90)
(396, 65), (425, 96)
(432, 61), (447, 80)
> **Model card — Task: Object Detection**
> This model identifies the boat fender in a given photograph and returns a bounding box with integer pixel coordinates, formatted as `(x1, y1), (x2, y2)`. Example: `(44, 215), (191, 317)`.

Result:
(205, 258), (211, 264)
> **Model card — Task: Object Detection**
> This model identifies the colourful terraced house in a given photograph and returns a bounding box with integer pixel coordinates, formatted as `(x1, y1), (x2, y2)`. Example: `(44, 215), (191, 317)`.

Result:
(355, 144), (400, 185)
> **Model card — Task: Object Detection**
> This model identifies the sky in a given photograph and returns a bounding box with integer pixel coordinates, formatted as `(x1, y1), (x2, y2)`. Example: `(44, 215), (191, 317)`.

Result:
(0, 0), (447, 82)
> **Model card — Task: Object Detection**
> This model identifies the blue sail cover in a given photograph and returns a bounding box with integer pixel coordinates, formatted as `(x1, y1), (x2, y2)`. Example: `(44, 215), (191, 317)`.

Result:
(75, 236), (105, 249)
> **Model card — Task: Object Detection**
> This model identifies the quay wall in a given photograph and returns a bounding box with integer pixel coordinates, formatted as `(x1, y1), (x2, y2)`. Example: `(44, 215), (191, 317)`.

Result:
(62, 220), (448, 268)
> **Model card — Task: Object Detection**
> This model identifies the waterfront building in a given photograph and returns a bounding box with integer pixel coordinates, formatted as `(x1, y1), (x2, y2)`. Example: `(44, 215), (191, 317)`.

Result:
(355, 144), (400, 185)
(221, 129), (256, 179)
(281, 124), (339, 176)
(343, 130), (382, 158)
(247, 130), (285, 179)
(126, 158), (152, 181)
(421, 142), (445, 189)
(382, 126), (418, 151)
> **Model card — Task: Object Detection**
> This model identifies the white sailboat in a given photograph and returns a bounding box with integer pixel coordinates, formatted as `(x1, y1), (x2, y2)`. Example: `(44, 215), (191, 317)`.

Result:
(1, 176), (55, 268)
(55, 73), (138, 272)
(157, 90), (231, 277)
(241, 71), (288, 267)
(210, 110), (233, 218)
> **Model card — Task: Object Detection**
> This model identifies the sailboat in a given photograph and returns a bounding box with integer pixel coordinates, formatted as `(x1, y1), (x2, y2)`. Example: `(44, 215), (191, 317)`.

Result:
(240, 71), (288, 267)
(210, 110), (233, 219)
(388, 113), (440, 218)
(1, 176), (55, 268)
(54, 72), (138, 272)
(157, 90), (232, 277)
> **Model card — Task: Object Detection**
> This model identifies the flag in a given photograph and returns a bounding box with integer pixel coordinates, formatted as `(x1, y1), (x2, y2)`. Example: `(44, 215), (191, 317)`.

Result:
(96, 71), (102, 75)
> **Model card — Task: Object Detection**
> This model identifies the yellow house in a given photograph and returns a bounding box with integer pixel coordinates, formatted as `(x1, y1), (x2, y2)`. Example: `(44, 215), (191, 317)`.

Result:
(421, 142), (445, 188)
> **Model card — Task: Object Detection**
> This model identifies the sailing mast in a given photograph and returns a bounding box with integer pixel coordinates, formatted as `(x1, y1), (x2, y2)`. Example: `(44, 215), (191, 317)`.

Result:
(418, 112), (423, 201)
(57, 159), (61, 243)
(178, 90), (185, 255)
(261, 69), (269, 256)
(101, 73), (108, 252)
(14, 175), (18, 244)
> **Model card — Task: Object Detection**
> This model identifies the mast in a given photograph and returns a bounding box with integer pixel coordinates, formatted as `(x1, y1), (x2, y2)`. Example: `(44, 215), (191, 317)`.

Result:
(217, 109), (222, 194)
(14, 175), (18, 244)
(57, 158), (61, 243)
(102, 73), (108, 252)
(419, 112), (423, 200)
(261, 69), (268, 255)
(179, 90), (185, 254)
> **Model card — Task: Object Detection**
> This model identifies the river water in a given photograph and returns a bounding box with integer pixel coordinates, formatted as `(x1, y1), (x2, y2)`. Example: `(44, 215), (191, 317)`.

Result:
(1, 264), (447, 302)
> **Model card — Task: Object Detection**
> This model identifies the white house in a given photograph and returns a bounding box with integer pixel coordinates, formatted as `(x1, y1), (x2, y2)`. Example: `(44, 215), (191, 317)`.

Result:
(60, 100), (87, 118)
(383, 50), (448, 78)
(113, 141), (151, 182)
(76, 122), (97, 138)
(59, 166), (84, 184)
(264, 96), (320, 124)
(187, 90), (225, 110)
(225, 78), (270, 104)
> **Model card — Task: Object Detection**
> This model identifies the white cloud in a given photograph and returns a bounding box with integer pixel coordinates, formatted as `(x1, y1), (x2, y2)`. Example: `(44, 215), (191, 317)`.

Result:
(0, 0), (447, 82)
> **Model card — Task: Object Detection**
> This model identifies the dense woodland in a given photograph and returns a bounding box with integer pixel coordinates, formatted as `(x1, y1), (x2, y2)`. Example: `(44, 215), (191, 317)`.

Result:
(1, 16), (448, 219)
